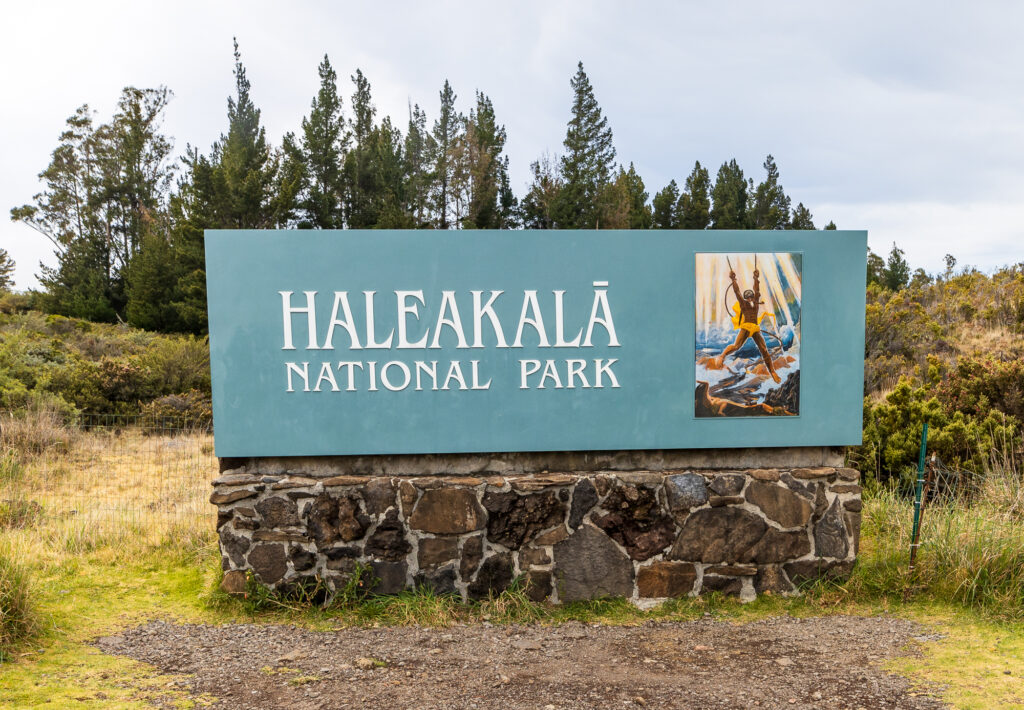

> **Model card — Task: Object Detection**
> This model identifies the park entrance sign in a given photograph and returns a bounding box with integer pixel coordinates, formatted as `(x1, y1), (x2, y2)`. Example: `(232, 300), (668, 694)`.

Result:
(205, 229), (866, 458)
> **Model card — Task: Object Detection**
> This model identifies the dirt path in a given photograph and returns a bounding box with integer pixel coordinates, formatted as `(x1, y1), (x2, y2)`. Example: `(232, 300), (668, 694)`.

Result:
(96, 615), (945, 709)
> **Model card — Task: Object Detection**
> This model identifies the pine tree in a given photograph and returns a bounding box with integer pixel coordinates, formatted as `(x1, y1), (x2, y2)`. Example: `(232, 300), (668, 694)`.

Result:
(824, 220), (837, 230)
(521, 153), (562, 229)
(342, 69), (379, 228)
(0, 249), (14, 291)
(616, 163), (651, 229)
(371, 116), (413, 228)
(431, 80), (462, 229)
(883, 243), (910, 291)
(462, 92), (509, 229)
(866, 248), (885, 286)
(651, 180), (680, 229)
(285, 55), (348, 229)
(790, 202), (815, 229)
(404, 102), (435, 228)
(749, 155), (791, 229)
(553, 62), (616, 228)
(679, 161), (711, 229)
(170, 40), (291, 333)
(496, 156), (519, 228)
(710, 159), (747, 229)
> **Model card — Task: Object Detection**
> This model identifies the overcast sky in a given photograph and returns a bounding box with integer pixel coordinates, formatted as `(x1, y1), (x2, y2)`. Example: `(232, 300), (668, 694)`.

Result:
(2, 1), (1022, 289)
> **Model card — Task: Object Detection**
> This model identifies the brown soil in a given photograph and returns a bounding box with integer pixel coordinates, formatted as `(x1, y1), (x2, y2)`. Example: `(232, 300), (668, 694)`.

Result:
(95, 615), (946, 709)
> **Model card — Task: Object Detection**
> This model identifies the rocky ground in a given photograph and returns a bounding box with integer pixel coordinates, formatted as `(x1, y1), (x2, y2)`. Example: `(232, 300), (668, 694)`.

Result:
(95, 614), (946, 709)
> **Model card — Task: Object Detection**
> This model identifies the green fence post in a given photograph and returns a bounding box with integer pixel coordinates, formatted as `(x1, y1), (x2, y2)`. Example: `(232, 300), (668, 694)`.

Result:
(909, 421), (929, 573)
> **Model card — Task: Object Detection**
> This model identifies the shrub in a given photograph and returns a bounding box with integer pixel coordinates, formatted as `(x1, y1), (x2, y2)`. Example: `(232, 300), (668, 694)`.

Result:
(139, 390), (212, 428)
(937, 355), (1024, 422)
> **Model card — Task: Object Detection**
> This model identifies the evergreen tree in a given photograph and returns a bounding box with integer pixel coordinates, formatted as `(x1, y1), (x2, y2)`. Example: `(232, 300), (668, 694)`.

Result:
(462, 92), (509, 229)
(371, 116), (413, 228)
(285, 55), (348, 229)
(749, 154), (790, 229)
(342, 69), (380, 228)
(431, 80), (462, 229)
(553, 62), (616, 228)
(883, 243), (911, 291)
(11, 87), (174, 321)
(617, 163), (651, 229)
(125, 212), (179, 330)
(710, 159), (747, 229)
(521, 153), (562, 229)
(496, 155), (520, 228)
(790, 202), (815, 229)
(679, 161), (711, 229)
(651, 180), (680, 229)
(0, 249), (14, 291)
(403, 102), (435, 228)
(170, 40), (292, 333)
(824, 220), (837, 230)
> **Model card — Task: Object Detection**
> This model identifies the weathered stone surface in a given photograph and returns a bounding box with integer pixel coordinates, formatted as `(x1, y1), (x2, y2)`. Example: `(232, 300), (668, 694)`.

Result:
(370, 560), (408, 594)
(745, 528), (811, 564)
(705, 564), (757, 576)
(362, 478), (397, 515)
(593, 475), (612, 496)
(413, 566), (457, 596)
(307, 493), (368, 546)
(256, 497), (300, 528)
(519, 547), (550, 567)
(553, 525), (634, 601)
(418, 537), (459, 568)
(814, 499), (849, 559)
(482, 490), (566, 548)
(670, 508), (767, 563)
(510, 474), (574, 490)
(749, 469), (781, 482)
(324, 545), (361, 561)
(636, 562), (697, 597)
(709, 495), (745, 507)
(783, 559), (854, 587)
(220, 569), (247, 595)
(289, 545), (316, 572)
(665, 473), (708, 513)
(248, 543), (287, 584)
(701, 574), (743, 596)
(460, 535), (483, 579)
(286, 490), (316, 501)
(792, 467), (835, 480)
(593, 483), (675, 560)
(234, 506), (257, 518)
(210, 489), (258, 505)
(253, 530), (308, 543)
(271, 477), (318, 490)
(533, 526), (568, 546)
(399, 481), (417, 513)
(837, 467), (861, 481)
(219, 528), (250, 567)
(843, 498), (863, 512)
(409, 488), (485, 534)
(568, 479), (598, 528)
(217, 510), (232, 530)
(745, 481), (812, 528)
(780, 472), (815, 498)
(524, 570), (552, 602)
(844, 511), (862, 555)
(365, 511), (412, 561)
(212, 473), (261, 486)
(467, 553), (514, 599)
(322, 475), (371, 487)
(708, 474), (745, 496)
(831, 484), (862, 494)
(754, 566), (794, 595)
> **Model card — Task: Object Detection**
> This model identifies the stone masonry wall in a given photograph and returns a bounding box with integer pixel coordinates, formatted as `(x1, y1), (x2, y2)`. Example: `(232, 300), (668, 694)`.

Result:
(213, 460), (861, 603)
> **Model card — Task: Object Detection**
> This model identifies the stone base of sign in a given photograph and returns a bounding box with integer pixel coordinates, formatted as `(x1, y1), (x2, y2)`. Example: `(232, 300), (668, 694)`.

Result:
(212, 449), (859, 602)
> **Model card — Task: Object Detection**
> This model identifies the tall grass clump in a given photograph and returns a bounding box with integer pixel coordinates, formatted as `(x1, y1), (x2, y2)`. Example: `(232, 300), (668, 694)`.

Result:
(0, 405), (77, 458)
(0, 547), (38, 662)
(854, 452), (1024, 618)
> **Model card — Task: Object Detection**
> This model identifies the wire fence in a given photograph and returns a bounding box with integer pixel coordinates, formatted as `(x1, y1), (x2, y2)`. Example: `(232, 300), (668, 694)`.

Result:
(1, 410), (217, 533)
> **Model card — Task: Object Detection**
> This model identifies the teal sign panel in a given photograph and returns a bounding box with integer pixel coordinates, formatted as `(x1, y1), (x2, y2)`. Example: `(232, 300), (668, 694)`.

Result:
(205, 230), (866, 457)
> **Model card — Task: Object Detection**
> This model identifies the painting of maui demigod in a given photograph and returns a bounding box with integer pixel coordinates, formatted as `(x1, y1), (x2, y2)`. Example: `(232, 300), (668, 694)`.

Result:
(695, 252), (801, 417)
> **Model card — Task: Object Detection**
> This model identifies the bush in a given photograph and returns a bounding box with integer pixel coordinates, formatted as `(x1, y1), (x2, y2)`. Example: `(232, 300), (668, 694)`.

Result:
(0, 549), (37, 662)
(854, 378), (1018, 485)
(937, 355), (1024, 422)
(139, 390), (212, 428)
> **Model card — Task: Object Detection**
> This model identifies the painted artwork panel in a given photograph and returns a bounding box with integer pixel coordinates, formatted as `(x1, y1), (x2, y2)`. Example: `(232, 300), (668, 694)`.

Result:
(695, 252), (802, 417)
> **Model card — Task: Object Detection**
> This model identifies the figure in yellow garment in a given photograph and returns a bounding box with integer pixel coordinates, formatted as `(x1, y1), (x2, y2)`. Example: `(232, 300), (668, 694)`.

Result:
(715, 268), (781, 383)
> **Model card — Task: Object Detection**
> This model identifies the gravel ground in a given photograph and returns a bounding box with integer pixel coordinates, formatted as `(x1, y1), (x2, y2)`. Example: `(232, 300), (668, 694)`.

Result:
(95, 615), (946, 709)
